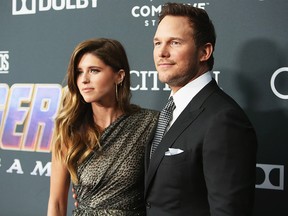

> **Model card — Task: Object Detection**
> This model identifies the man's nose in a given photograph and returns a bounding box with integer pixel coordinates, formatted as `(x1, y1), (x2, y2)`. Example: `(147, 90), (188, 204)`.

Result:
(158, 45), (170, 57)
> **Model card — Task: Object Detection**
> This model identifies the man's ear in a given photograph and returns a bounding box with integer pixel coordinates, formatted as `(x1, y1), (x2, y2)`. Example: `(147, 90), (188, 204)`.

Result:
(199, 43), (213, 62)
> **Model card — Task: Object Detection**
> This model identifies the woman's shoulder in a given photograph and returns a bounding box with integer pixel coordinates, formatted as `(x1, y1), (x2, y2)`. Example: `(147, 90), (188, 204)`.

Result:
(124, 106), (159, 130)
(129, 106), (159, 119)
(139, 107), (159, 117)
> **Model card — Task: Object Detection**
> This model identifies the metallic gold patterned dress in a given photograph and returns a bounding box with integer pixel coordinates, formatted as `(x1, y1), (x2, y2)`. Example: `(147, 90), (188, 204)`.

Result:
(72, 108), (158, 216)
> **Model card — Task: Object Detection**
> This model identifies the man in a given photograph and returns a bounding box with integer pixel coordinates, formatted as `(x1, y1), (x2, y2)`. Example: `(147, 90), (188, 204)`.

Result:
(145, 3), (257, 216)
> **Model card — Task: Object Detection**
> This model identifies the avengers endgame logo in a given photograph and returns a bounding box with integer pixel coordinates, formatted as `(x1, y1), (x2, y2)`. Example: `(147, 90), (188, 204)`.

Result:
(12, 0), (98, 15)
(0, 84), (62, 152)
(131, 1), (210, 27)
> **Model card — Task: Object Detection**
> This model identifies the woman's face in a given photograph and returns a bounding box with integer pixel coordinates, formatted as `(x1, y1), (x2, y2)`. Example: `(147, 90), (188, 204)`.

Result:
(76, 53), (120, 106)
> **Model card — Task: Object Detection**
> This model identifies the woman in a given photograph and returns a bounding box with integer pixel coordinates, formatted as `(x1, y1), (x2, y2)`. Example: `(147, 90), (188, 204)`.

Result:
(47, 38), (158, 216)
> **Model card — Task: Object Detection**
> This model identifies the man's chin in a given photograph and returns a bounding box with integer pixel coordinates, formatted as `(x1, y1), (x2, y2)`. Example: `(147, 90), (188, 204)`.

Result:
(158, 75), (176, 85)
(158, 74), (170, 84)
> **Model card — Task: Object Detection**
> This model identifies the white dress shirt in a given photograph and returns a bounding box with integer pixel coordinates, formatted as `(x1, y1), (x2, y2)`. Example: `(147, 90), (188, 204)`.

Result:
(168, 71), (212, 129)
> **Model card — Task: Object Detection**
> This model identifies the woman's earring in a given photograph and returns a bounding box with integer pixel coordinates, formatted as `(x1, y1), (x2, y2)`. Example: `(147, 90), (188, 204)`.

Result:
(115, 83), (119, 102)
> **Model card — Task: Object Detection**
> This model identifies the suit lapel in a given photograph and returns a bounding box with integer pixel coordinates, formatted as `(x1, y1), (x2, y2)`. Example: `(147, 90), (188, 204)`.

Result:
(145, 79), (219, 196)
(145, 121), (158, 174)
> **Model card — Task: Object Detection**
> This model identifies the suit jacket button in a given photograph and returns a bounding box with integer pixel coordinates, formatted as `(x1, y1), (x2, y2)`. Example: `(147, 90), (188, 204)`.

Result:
(146, 202), (151, 208)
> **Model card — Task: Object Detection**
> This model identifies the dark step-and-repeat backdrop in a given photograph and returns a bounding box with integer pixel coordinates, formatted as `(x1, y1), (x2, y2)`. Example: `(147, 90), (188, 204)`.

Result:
(0, 0), (287, 215)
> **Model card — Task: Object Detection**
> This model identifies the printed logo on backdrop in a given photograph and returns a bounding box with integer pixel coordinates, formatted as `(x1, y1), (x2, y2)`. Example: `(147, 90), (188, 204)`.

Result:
(12, 0), (98, 15)
(131, 0), (210, 27)
(0, 84), (62, 152)
(256, 164), (284, 190)
(0, 84), (61, 177)
(0, 51), (9, 74)
(270, 67), (288, 99)
(131, 70), (221, 91)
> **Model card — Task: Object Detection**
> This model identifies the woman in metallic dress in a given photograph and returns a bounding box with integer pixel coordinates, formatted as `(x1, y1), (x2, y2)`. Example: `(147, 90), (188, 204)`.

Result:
(47, 38), (158, 216)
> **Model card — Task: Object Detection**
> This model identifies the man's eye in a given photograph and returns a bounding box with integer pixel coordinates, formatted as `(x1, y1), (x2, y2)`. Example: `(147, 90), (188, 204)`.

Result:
(171, 41), (180, 46)
(154, 42), (161, 46)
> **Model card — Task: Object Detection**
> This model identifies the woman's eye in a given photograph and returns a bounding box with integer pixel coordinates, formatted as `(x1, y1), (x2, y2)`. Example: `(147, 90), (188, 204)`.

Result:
(90, 69), (99, 73)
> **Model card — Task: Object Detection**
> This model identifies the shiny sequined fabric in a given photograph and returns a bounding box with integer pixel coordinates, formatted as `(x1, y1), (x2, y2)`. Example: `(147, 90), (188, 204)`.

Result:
(72, 109), (158, 216)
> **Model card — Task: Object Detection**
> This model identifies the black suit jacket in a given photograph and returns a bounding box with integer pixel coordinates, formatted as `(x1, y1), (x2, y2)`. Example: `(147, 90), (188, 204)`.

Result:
(145, 79), (257, 216)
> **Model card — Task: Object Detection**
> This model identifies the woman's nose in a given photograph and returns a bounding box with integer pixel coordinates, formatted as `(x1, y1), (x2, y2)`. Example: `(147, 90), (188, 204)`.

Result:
(82, 72), (90, 83)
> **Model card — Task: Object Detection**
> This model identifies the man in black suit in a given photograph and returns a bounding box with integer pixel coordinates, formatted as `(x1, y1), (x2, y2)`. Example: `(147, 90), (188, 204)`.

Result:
(145, 3), (257, 216)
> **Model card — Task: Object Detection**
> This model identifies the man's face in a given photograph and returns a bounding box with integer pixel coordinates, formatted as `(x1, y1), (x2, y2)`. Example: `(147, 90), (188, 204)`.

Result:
(153, 15), (201, 92)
